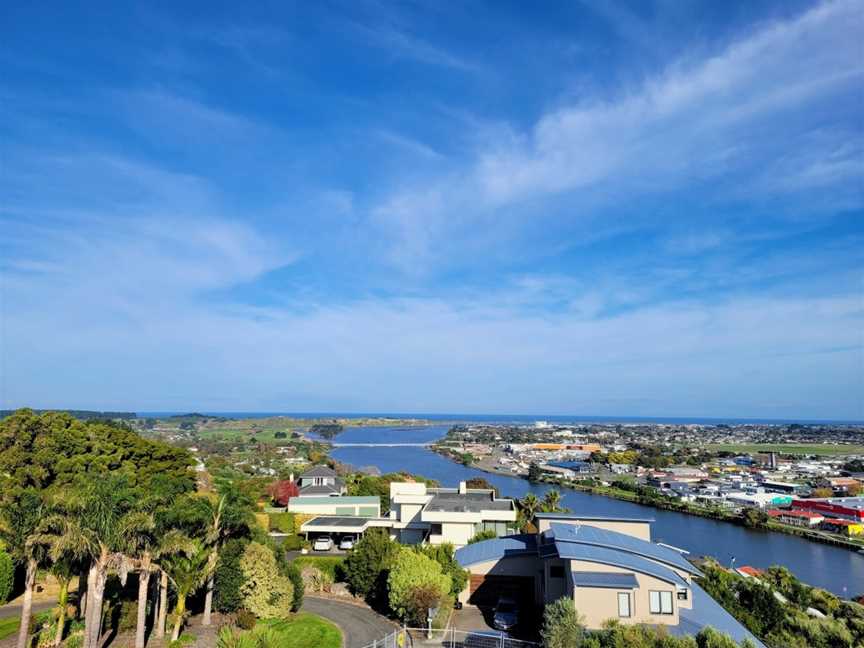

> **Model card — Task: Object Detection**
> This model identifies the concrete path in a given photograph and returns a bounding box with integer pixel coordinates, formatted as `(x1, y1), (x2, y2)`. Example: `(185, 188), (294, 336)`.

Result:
(302, 597), (396, 648)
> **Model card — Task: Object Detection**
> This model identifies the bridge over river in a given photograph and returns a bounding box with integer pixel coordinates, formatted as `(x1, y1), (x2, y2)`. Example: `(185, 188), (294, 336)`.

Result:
(331, 442), (430, 447)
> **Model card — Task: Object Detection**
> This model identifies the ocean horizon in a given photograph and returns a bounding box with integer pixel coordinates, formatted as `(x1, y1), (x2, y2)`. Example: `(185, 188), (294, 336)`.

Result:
(136, 411), (864, 426)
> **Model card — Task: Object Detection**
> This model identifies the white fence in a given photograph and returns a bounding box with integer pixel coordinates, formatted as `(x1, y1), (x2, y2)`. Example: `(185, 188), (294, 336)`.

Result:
(360, 628), (540, 648)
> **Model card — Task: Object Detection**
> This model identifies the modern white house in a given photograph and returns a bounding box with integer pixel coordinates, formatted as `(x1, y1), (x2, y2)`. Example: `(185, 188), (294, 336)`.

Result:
(297, 480), (517, 548)
(454, 512), (764, 647)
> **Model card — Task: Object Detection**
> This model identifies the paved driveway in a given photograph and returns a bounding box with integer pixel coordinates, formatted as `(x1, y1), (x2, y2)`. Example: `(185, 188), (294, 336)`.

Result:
(302, 597), (396, 648)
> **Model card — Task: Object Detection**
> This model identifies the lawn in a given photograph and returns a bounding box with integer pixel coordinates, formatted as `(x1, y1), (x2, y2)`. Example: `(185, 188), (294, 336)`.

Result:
(0, 617), (19, 641)
(262, 614), (342, 648)
(705, 443), (864, 456)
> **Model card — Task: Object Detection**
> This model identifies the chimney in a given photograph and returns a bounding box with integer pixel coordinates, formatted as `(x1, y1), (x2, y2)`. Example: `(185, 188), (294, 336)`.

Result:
(458, 481), (467, 495)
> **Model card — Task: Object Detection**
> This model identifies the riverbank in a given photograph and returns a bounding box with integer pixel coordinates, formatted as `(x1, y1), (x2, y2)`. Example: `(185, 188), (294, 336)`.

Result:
(432, 446), (864, 553)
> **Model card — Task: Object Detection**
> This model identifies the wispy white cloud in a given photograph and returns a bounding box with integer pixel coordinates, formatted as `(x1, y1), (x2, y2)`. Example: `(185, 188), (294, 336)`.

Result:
(370, 0), (863, 270)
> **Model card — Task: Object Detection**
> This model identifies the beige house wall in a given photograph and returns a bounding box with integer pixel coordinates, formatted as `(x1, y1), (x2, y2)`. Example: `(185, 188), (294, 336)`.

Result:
(568, 559), (682, 628)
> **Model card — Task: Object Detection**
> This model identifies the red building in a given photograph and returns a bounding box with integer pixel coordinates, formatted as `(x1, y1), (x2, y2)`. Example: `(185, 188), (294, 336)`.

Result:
(791, 497), (864, 522)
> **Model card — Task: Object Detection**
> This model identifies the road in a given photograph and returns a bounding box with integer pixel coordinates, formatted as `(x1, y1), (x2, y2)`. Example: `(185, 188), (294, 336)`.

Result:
(302, 596), (396, 648)
(0, 600), (55, 619)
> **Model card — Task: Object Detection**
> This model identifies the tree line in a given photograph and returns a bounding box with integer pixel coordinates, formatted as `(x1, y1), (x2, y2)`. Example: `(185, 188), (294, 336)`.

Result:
(0, 409), (301, 648)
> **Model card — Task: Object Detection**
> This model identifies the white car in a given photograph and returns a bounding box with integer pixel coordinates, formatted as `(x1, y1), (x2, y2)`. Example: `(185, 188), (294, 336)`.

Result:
(339, 536), (355, 550)
(313, 536), (333, 551)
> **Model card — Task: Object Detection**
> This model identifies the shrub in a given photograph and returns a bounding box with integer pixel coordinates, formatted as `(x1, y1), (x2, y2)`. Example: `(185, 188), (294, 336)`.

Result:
(387, 547), (450, 624)
(416, 543), (468, 597)
(285, 562), (304, 612)
(467, 529), (497, 544)
(342, 528), (398, 602)
(541, 598), (584, 648)
(235, 609), (257, 630)
(215, 538), (249, 613)
(281, 534), (303, 551)
(300, 566), (332, 593)
(292, 556), (345, 582)
(0, 550), (12, 604)
(268, 512), (295, 533)
(239, 543), (293, 619)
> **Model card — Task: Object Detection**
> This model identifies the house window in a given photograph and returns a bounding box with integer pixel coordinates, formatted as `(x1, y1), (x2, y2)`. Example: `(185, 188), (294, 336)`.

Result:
(617, 592), (631, 618)
(677, 589), (688, 601)
(430, 523), (442, 536)
(549, 566), (565, 579)
(649, 591), (673, 615)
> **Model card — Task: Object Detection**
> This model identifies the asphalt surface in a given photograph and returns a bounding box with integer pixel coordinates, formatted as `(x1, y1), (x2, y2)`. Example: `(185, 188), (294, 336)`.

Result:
(0, 600), (55, 619)
(302, 596), (396, 648)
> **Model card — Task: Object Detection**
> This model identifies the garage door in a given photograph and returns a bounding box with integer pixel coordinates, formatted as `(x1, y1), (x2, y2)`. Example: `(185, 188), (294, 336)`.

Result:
(469, 575), (534, 606)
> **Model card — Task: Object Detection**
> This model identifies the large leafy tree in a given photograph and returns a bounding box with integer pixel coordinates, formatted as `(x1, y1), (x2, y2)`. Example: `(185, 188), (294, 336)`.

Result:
(239, 543), (293, 620)
(387, 547), (450, 625)
(342, 528), (399, 607)
(416, 543), (467, 597)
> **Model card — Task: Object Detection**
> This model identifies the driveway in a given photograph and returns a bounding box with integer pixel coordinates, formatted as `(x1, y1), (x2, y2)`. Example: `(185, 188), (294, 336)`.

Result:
(302, 597), (396, 648)
(0, 600), (55, 619)
(451, 605), (494, 633)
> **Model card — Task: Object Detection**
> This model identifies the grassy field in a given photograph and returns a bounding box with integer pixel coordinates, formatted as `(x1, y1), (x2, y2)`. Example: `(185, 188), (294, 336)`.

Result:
(0, 617), (19, 641)
(262, 614), (342, 648)
(705, 443), (864, 456)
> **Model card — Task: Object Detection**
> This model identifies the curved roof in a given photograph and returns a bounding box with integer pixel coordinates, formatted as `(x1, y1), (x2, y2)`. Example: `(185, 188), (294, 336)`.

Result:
(548, 522), (700, 576)
(553, 542), (690, 587)
(455, 534), (537, 567)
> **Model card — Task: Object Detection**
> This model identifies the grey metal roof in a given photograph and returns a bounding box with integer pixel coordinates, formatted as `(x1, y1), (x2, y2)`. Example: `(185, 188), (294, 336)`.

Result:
(551, 542), (690, 588)
(300, 465), (338, 477)
(455, 535), (537, 567)
(299, 483), (341, 495)
(425, 491), (513, 513)
(535, 513), (655, 522)
(549, 523), (700, 576)
(571, 571), (639, 589)
(303, 516), (369, 528)
(672, 582), (766, 647)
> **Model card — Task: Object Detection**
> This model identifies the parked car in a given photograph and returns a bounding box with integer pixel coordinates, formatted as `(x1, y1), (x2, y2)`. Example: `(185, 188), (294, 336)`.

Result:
(492, 596), (519, 631)
(339, 535), (355, 550)
(313, 536), (333, 551)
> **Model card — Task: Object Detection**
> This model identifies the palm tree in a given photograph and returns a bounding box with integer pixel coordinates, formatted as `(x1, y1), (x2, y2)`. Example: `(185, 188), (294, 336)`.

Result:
(74, 476), (152, 648)
(162, 538), (211, 641)
(153, 529), (196, 639)
(122, 512), (156, 648)
(0, 489), (45, 648)
(519, 493), (541, 521)
(201, 486), (253, 626)
(541, 489), (563, 513)
(29, 493), (97, 647)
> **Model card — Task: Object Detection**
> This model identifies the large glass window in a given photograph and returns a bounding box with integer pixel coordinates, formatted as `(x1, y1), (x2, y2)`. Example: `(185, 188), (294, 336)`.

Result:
(618, 592), (631, 618)
(649, 591), (673, 615)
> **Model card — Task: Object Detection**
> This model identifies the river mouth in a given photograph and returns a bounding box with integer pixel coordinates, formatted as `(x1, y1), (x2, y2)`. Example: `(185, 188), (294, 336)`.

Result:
(325, 425), (864, 597)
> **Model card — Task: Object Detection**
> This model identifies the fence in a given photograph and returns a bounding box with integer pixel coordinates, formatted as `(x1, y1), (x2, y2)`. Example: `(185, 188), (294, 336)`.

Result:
(360, 628), (540, 648)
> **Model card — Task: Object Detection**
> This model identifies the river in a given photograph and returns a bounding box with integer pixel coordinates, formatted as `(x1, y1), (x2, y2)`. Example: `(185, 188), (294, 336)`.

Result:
(319, 424), (864, 597)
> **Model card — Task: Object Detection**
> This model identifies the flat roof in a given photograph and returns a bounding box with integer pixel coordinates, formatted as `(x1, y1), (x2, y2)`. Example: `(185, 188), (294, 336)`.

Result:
(425, 491), (513, 513)
(290, 496), (380, 505)
(303, 516), (369, 528)
(571, 571), (639, 589)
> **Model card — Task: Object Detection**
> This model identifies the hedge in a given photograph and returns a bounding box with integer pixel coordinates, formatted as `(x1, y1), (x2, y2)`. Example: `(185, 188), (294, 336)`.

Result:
(269, 512), (296, 534)
(292, 556), (345, 582)
(0, 550), (13, 604)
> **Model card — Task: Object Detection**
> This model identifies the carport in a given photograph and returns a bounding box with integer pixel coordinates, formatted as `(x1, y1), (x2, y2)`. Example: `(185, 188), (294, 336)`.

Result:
(300, 515), (393, 543)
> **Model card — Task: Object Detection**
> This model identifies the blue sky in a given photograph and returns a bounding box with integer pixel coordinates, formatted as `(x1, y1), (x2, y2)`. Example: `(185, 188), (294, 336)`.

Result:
(1, 0), (862, 419)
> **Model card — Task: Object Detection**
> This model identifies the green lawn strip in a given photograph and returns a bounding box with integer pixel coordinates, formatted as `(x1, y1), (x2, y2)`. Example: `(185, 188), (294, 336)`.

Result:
(705, 443), (864, 456)
(0, 616), (20, 641)
(262, 614), (342, 648)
